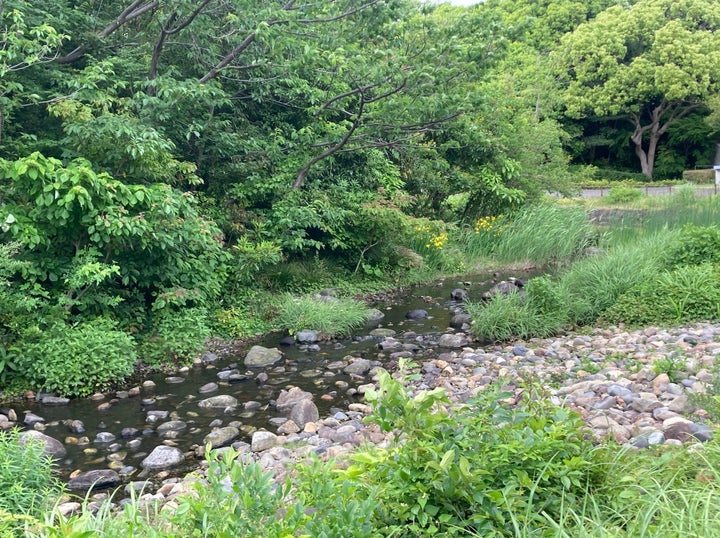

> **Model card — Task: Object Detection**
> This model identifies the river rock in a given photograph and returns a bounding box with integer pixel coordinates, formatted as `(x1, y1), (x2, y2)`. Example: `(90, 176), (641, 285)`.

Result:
(37, 395), (71, 406)
(198, 382), (219, 394)
(157, 420), (188, 436)
(68, 469), (121, 491)
(251, 431), (278, 452)
(406, 309), (428, 319)
(141, 446), (185, 470)
(68, 420), (86, 434)
(275, 387), (313, 414)
(198, 395), (238, 409)
(203, 426), (240, 449)
(244, 345), (283, 367)
(450, 313), (471, 329)
(370, 328), (396, 337)
(94, 432), (117, 444)
(438, 333), (469, 348)
(18, 430), (67, 459)
(296, 330), (319, 344)
(23, 412), (45, 427)
(366, 309), (385, 326)
(344, 359), (372, 376)
(450, 288), (468, 301)
(289, 399), (320, 428)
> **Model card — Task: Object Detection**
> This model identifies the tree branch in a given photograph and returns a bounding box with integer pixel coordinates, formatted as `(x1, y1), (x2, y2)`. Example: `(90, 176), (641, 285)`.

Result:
(56, 0), (159, 64)
(148, 0), (213, 91)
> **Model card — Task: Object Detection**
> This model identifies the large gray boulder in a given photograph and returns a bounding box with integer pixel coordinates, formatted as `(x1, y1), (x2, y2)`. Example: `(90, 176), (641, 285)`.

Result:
(198, 395), (238, 409)
(244, 345), (283, 367)
(18, 430), (67, 460)
(289, 399), (319, 429)
(68, 469), (121, 491)
(203, 426), (240, 449)
(141, 445), (185, 470)
(275, 387), (313, 414)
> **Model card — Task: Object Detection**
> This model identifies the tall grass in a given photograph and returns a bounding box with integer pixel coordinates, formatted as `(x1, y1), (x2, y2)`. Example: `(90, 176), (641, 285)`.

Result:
(536, 443), (720, 538)
(275, 294), (370, 337)
(600, 190), (720, 247)
(468, 231), (673, 341)
(492, 204), (596, 266)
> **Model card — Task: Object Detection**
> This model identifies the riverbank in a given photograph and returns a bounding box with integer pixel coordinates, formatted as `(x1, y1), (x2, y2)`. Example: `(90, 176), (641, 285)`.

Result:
(59, 319), (718, 517)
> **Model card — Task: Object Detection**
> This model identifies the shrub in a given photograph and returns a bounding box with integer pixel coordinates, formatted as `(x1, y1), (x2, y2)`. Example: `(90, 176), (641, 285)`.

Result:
(467, 276), (570, 342)
(275, 294), (370, 337)
(139, 307), (212, 366)
(18, 318), (136, 397)
(606, 186), (643, 204)
(603, 264), (720, 326)
(0, 429), (63, 534)
(682, 169), (715, 184)
(467, 291), (562, 343)
(664, 224), (720, 268)
(354, 369), (596, 537)
(558, 234), (667, 324)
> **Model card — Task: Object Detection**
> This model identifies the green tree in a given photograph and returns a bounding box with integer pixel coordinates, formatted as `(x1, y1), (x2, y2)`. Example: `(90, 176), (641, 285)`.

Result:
(0, 2), (66, 145)
(554, 0), (720, 178)
(0, 152), (227, 319)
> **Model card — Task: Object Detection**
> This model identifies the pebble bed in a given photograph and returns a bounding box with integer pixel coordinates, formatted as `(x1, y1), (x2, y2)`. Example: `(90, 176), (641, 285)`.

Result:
(30, 321), (715, 515)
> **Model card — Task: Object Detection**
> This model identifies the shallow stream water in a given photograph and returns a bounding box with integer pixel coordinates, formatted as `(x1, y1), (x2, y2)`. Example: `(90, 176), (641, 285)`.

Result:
(9, 270), (537, 488)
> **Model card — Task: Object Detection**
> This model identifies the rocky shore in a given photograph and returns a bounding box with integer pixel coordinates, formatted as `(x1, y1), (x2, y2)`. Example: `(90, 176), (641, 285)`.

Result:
(3, 320), (718, 516)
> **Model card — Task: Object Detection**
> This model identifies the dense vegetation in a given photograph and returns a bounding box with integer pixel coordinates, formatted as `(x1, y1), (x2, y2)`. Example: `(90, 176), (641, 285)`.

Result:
(1, 0), (719, 396)
(2, 0), (720, 535)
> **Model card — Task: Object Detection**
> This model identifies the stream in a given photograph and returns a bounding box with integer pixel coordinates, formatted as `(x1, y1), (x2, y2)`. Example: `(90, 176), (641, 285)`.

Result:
(5, 270), (536, 493)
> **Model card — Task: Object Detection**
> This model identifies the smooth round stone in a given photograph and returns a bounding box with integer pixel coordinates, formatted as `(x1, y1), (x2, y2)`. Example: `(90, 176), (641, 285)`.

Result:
(198, 383), (219, 394)
(94, 432), (116, 444)
(300, 369), (322, 378)
(141, 446), (185, 470)
(198, 395), (238, 409)
(369, 328), (396, 338)
(203, 426), (240, 449)
(156, 420), (187, 435)
(68, 470), (121, 491)
(165, 377), (185, 384)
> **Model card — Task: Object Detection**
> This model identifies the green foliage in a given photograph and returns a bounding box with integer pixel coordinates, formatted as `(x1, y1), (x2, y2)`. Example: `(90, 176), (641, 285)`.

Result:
(139, 308), (212, 366)
(355, 369), (595, 536)
(275, 294), (370, 338)
(491, 203), (596, 265)
(604, 264), (720, 326)
(605, 186), (643, 204)
(17, 318), (137, 397)
(229, 237), (283, 287)
(0, 429), (63, 533)
(559, 234), (667, 324)
(664, 224), (720, 268)
(682, 169), (716, 184)
(467, 293), (534, 342)
(467, 288), (565, 342)
(652, 353), (687, 383)
(165, 447), (379, 538)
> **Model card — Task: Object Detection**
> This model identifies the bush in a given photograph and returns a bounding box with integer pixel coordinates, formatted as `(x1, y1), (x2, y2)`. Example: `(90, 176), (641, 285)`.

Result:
(603, 264), (720, 326)
(664, 224), (720, 268)
(0, 429), (63, 534)
(139, 307), (212, 366)
(275, 294), (370, 338)
(467, 292), (558, 342)
(354, 369), (596, 536)
(682, 169), (715, 184)
(606, 186), (643, 204)
(18, 318), (136, 397)
(558, 234), (667, 324)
